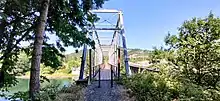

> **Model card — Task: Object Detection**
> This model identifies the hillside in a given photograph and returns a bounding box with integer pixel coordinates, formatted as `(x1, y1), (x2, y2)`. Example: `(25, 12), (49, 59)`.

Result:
(65, 48), (151, 61)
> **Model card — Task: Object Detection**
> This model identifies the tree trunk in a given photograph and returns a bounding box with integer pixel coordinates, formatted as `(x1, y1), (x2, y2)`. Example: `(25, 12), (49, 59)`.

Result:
(0, 1), (8, 88)
(29, 0), (50, 100)
(0, 20), (7, 88)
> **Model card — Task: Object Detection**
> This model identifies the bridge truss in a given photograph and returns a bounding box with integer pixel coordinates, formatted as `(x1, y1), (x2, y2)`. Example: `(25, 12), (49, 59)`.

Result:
(78, 9), (131, 83)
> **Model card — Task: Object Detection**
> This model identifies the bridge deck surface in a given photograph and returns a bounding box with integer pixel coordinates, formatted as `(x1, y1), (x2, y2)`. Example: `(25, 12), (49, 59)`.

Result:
(85, 81), (121, 101)
(94, 64), (112, 80)
(84, 64), (135, 101)
(85, 80), (134, 101)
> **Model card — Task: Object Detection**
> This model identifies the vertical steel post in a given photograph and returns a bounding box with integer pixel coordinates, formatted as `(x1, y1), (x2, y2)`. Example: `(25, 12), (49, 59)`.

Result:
(111, 65), (113, 87)
(121, 30), (131, 76)
(98, 66), (101, 88)
(118, 48), (120, 80)
(89, 49), (92, 81)
(119, 11), (131, 76)
(79, 44), (87, 80)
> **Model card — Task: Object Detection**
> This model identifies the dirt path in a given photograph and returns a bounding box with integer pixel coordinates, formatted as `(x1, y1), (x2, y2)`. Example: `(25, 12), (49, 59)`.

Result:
(85, 80), (133, 101)
(84, 63), (134, 101)
(85, 81), (119, 101)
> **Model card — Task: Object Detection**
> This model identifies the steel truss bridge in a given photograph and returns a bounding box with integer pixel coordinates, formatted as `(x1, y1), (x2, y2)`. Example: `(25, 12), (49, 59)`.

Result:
(78, 9), (131, 87)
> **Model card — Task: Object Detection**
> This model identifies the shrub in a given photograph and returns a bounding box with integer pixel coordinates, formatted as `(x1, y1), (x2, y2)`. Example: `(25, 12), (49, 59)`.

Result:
(55, 85), (84, 101)
(122, 72), (220, 101)
(7, 84), (84, 101)
(122, 72), (177, 101)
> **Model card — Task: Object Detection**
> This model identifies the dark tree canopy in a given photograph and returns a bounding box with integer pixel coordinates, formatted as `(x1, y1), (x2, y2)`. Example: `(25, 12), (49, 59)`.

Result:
(0, 0), (107, 91)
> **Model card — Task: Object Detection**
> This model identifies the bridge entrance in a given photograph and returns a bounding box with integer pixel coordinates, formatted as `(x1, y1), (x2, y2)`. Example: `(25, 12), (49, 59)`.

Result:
(77, 9), (131, 87)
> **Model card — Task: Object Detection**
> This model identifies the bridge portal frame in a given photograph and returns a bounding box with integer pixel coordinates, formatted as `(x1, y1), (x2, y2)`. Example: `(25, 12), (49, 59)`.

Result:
(78, 9), (131, 80)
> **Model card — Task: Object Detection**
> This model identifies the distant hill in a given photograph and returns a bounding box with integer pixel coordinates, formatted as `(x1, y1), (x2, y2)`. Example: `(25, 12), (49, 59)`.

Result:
(64, 50), (83, 62)
(65, 48), (151, 61)
(128, 48), (151, 58)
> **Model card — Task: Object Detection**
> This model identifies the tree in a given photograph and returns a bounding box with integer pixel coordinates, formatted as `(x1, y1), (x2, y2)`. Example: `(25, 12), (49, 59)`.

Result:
(165, 13), (220, 90)
(0, 0), (35, 89)
(29, 0), (50, 99)
(29, 0), (107, 99)
(0, 0), (107, 99)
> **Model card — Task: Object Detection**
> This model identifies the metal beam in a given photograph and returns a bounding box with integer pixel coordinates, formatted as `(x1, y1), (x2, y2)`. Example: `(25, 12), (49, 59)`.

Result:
(79, 44), (87, 80)
(90, 9), (120, 13)
(110, 14), (120, 45)
(92, 25), (104, 63)
(86, 9), (131, 81)
(99, 36), (113, 39)
(119, 11), (131, 76)
(94, 23), (116, 26)
(121, 30), (131, 76)
(89, 28), (121, 31)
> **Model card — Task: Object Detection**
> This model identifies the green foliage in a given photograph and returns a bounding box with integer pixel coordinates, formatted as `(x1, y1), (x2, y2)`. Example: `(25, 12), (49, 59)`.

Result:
(55, 85), (84, 101)
(15, 52), (31, 76)
(0, 0), (107, 93)
(7, 84), (60, 101)
(41, 65), (54, 74)
(67, 60), (80, 68)
(41, 43), (65, 70)
(8, 91), (29, 101)
(7, 84), (84, 101)
(122, 72), (177, 101)
(123, 68), (220, 101)
(128, 49), (150, 63)
(55, 68), (71, 74)
(1, 50), (82, 77)
(122, 13), (220, 101)
(166, 13), (220, 89)
(35, 84), (60, 101)
(0, 0), (37, 89)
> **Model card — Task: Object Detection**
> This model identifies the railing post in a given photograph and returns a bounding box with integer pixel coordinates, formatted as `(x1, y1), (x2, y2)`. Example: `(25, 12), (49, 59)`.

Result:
(93, 49), (95, 77)
(89, 49), (92, 82)
(111, 65), (113, 88)
(118, 48), (120, 80)
(98, 66), (101, 88)
(79, 44), (87, 80)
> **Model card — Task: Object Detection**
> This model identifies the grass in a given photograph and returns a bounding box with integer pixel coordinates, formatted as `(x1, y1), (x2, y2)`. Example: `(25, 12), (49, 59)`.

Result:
(55, 85), (85, 101)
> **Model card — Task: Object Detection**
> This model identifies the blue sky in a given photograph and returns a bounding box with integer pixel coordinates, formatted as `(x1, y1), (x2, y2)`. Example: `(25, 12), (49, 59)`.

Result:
(61, 0), (220, 54)
(101, 0), (220, 50)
